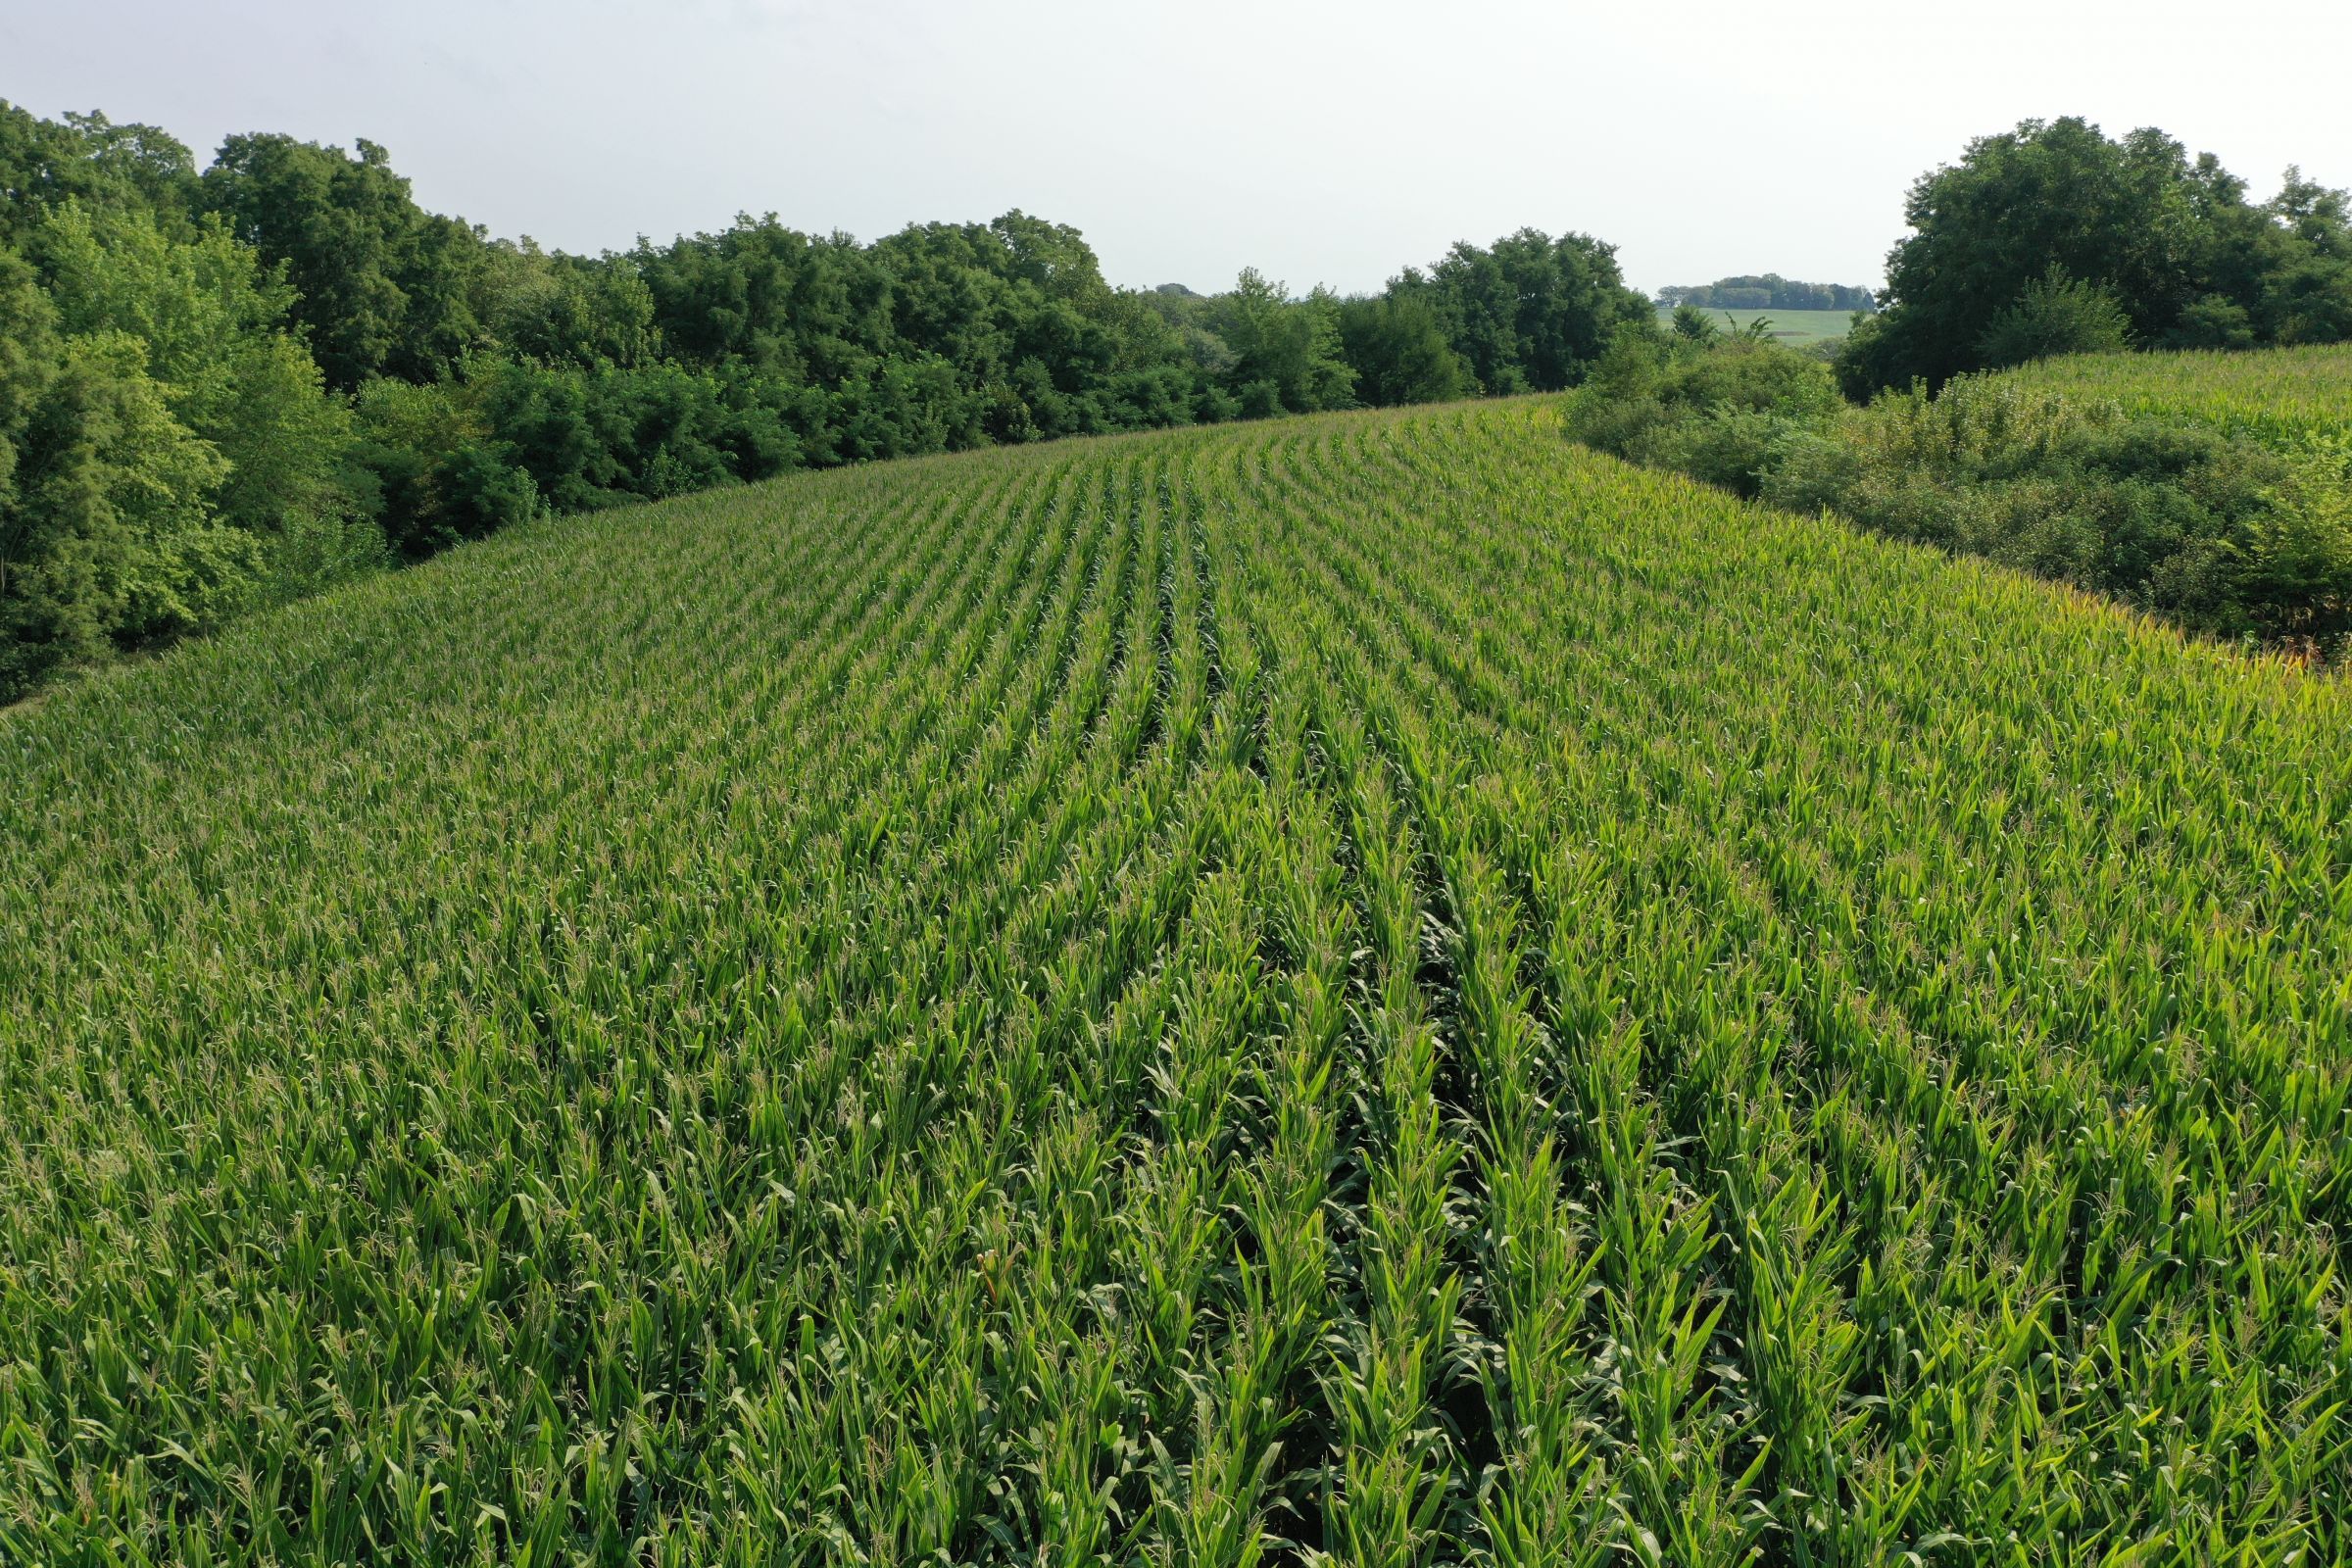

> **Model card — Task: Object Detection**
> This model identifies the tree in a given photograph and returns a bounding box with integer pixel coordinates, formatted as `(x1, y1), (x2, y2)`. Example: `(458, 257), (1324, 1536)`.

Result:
(1421, 229), (1651, 394)
(1842, 118), (2352, 392)
(351, 378), (534, 557)
(0, 102), (197, 248)
(2256, 168), (2352, 345)
(1658, 275), (1879, 313)
(0, 248), (61, 680)
(200, 133), (487, 388)
(1214, 270), (1353, 416)
(1, 307), (254, 698)
(1670, 303), (1720, 345)
(1335, 292), (1470, 407)
(8, 95), (1712, 700)
(1977, 268), (2132, 367)
(34, 201), (369, 565)
(477, 242), (661, 369)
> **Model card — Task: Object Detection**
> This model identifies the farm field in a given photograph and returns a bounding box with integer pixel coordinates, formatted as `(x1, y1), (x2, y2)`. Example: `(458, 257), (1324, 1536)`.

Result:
(5, 399), (2351, 1563)
(1654, 305), (1862, 343)
(1999, 342), (2352, 444)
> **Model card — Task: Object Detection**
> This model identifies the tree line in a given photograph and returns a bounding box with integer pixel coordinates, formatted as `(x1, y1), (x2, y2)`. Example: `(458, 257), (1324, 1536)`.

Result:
(1656, 274), (1877, 312)
(7, 101), (2349, 700)
(0, 102), (1653, 701)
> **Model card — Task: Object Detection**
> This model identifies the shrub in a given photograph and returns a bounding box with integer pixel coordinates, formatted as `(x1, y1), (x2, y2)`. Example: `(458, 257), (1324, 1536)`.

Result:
(1564, 336), (1838, 497)
(2165, 295), (2258, 352)
(352, 379), (536, 558)
(1977, 269), (2133, 368)
(1670, 304), (1719, 345)
(1758, 374), (2324, 641)
(2238, 434), (2352, 645)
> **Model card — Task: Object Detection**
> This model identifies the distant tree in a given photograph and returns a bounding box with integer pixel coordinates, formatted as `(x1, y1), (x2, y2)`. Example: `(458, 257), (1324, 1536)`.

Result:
(1670, 303), (1719, 344)
(1422, 228), (1650, 394)
(0, 103), (198, 247)
(2258, 168), (2352, 345)
(635, 218), (894, 378)
(477, 241), (661, 369)
(1656, 274), (1878, 313)
(1215, 270), (1353, 416)
(1335, 291), (1470, 406)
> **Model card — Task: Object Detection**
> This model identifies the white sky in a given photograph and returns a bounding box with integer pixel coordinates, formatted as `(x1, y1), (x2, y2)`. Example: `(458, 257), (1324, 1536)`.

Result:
(7, 0), (2349, 298)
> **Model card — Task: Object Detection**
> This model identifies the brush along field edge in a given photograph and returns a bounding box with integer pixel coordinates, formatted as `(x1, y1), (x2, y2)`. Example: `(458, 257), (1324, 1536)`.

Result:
(2, 399), (2349, 1564)
(1998, 343), (2352, 446)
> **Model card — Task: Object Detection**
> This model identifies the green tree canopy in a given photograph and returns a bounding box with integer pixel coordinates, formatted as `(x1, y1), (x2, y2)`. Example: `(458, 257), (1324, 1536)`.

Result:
(200, 133), (490, 388)
(1413, 228), (1652, 395)
(1842, 118), (2352, 393)
(1336, 291), (1471, 407)
(0, 103), (197, 248)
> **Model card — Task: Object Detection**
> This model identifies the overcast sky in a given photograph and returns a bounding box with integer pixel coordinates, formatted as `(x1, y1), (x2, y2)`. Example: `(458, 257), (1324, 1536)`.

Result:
(7, 0), (2349, 298)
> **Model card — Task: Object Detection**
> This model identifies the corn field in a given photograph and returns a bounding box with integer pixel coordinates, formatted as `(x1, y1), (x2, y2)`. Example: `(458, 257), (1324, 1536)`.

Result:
(4, 398), (2350, 1566)
(2000, 344), (2352, 445)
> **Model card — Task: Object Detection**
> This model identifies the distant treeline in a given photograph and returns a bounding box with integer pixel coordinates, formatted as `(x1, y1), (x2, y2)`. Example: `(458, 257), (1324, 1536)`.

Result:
(1656, 274), (1877, 313)
(0, 102), (1653, 701)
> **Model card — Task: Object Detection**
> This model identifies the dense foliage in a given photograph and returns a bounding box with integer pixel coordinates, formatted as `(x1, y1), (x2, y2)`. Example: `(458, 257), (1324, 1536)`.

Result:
(6, 401), (2348, 1563)
(1768, 380), (2352, 647)
(0, 100), (1649, 702)
(1569, 338), (2352, 650)
(1562, 333), (1843, 496)
(0, 167), (381, 700)
(1656, 273), (1876, 312)
(1841, 118), (2352, 393)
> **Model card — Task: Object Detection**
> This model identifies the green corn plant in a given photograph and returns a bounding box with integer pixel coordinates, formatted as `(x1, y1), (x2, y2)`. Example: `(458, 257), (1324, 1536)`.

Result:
(5, 393), (2350, 1567)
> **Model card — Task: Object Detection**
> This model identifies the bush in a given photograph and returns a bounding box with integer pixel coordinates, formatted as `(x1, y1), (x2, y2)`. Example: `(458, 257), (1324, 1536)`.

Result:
(1757, 374), (2339, 643)
(1571, 344), (2352, 653)
(352, 379), (536, 558)
(2166, 295), (2258, 352)
(1669, 304), (1719, 345)
(1977, 270), (2133, 368)
(2240, 435), (2352, 644)
(1563, 335), (1838, 496)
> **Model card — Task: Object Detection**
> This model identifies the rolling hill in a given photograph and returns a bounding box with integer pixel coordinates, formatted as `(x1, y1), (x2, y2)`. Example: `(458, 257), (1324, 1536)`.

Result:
(4, 399), (2349, 1563)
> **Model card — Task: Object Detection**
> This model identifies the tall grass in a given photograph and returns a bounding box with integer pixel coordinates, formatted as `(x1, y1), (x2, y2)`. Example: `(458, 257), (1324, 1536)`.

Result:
(2001, 343), (2352, 445)
(4, 399), (2349, 1564)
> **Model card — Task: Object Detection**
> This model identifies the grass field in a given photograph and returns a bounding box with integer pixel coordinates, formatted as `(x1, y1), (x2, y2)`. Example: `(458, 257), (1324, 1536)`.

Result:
(1999, 342), (2352, 444)
(5, 399), (2351, 1563)
(1654, 305), (1863, 344)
